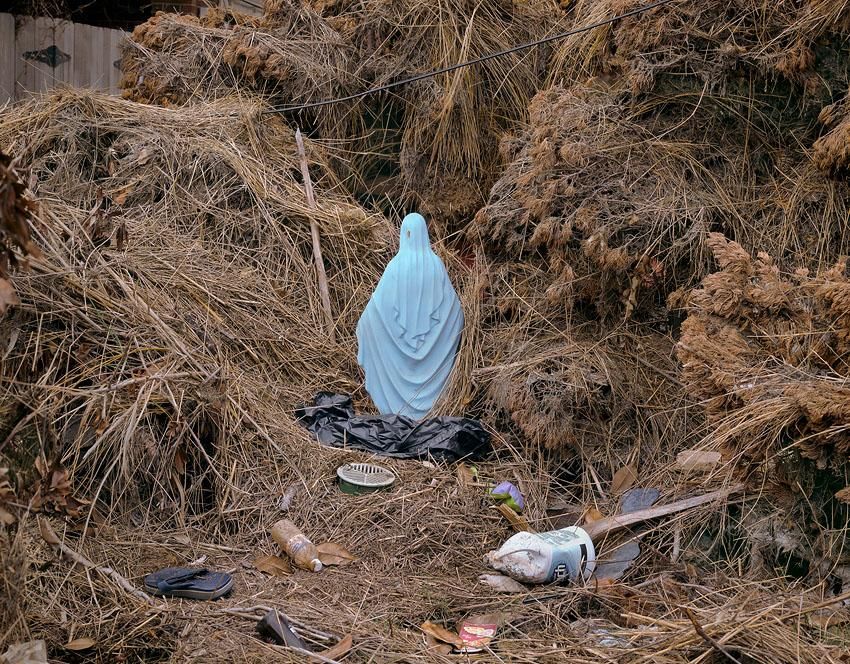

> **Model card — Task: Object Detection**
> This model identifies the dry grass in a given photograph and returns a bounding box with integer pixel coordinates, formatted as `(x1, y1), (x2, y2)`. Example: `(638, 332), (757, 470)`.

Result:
(678, 233), (850, 467)
(121, 0), (563, 229)
(2, 0), (850, 661)
(0, 90), (392, 518)
(550, 0), (849, 93)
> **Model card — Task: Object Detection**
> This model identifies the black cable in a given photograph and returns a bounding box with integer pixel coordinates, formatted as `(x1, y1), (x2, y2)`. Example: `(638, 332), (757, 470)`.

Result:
(265, 0), (677, 115)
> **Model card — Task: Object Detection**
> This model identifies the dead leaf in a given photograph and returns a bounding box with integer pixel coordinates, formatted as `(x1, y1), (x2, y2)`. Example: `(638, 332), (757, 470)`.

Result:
(50, 467), (70, 492)
(254, 554), (292, 576)
(173, 448), (186, 476)
(423, 634), (452, 655)
(594, 540), (641, 581)
(420, 621), (462, 647)
(835, 487), (850, 504)
(584, 507), (605, 524)
(0, 278), (20, 314)
(135, 146), (153, 166)
(478, 573), (526, 593)
(456, 463), (474, 487)
(65, 638), (96, 650)
(611, 465), (637, 495)
(38, 517), (60, 545)
(277, 485), (298, 512)
(316, 542), (356, 566)
(676, 449), (721, 472)
(35, 456), (48, 478)
(112, 183), (134, 206)
(320, 634), (353, 660)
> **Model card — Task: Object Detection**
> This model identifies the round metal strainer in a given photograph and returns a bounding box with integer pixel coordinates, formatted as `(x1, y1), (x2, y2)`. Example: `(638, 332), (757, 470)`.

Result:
(336, 462), (395, 494)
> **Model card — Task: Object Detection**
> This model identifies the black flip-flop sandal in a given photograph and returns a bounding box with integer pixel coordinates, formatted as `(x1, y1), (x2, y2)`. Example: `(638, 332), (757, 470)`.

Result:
(144, 567), (233, 600)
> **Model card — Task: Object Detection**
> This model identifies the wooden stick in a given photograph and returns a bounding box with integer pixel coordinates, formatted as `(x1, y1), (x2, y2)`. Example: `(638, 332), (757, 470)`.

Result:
(38, 517), (155, 605)
(583, 484), (745, 542)
(685, 607), (744, 664)
(495, 503), (535, 533)
(294, 128), (335, 341)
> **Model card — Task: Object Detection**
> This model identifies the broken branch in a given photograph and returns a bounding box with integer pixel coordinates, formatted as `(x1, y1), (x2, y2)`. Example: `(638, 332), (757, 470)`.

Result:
(39, 517), (155, 605)
(295, 128), (335, 341)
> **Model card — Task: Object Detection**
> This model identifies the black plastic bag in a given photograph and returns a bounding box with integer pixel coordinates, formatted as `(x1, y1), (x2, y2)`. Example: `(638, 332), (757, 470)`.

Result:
(295, 392), (490, 461)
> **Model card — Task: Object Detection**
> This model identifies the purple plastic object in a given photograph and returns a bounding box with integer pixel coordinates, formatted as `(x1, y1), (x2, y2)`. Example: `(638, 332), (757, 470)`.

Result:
(490, 481), (525, 513)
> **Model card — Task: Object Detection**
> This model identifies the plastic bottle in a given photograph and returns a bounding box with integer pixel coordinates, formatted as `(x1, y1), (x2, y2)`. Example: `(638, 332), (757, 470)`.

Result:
(271, 519), (323, 572)
(485, 526), (596, 584)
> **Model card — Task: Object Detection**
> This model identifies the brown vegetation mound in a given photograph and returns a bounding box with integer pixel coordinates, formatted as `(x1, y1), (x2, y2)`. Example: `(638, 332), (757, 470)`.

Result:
(0, 91), (390, 514)
(121, 0), (560, 228)
(678, 233), (850, 465)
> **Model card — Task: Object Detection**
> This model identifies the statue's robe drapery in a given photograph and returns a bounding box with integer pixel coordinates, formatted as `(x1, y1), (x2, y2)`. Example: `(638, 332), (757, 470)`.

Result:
(356, 213), (464, 419)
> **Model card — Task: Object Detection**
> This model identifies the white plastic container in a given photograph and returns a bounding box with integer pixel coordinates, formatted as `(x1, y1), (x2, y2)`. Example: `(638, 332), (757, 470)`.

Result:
(485, 526), (596, 584)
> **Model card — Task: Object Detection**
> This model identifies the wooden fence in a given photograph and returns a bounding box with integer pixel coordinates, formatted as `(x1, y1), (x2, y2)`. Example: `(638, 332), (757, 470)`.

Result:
(0, 14), (126, 106)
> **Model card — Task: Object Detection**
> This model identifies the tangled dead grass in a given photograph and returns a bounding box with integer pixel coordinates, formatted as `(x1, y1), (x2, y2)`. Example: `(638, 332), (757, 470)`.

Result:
(121, 0), (561, 228)
(2, 0), (850, 661)
(678, 233), (850, 465)
(676, 233), (850, 598)
(122, 4), (354, 131)
(471, 79), (850, 327)
(468, 0), (850, 471)
(0, 90), (392, 520)
(550, 0), (850, 95)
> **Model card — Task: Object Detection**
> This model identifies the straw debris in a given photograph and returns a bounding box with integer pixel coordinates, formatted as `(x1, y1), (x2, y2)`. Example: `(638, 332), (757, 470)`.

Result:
(121, 0), (561, 227)
(2, 0), (850, 660)
(678, 233), (850, 465)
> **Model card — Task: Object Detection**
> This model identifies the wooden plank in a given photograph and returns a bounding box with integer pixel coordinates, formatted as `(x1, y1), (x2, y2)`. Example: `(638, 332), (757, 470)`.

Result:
(0, 14), (15, 105)
(106, 28), (118, 93)
(109, 29), (125, 93)
(114, 29), (127, 94)
(15, 15), (35, 100)
(54, 19), (74, 91)
(31, 17), (57, 94)
(87, 25), (106, 90)
(72, 21), (92, 88)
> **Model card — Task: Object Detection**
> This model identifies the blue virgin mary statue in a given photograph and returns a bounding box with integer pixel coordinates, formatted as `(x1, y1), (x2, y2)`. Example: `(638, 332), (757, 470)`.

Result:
(356, 213), (464, 419)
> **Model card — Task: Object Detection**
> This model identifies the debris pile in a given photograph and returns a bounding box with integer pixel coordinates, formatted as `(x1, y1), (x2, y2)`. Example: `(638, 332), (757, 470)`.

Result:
(0, 91), (390, 513)
(469, 0), (850, 466)
(678, 233), (850, 465)
(121, 4), (353, 123)
(122, 0), (559, 225)
(2, 0), (850, 661)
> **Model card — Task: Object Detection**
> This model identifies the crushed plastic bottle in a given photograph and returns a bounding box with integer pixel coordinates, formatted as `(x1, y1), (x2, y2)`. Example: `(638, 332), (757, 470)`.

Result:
(485, 526), (596, 584)
(271, 519), (323, 572)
